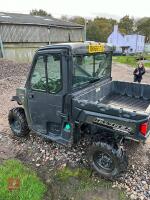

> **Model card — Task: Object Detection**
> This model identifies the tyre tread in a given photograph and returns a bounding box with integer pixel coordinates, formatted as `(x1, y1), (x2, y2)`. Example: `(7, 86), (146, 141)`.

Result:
(8, 107), (30, 137)
(88, 141), (128, 179)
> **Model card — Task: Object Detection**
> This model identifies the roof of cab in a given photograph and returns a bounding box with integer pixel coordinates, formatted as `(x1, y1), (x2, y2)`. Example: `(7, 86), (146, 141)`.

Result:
(38, 41), (113, 54)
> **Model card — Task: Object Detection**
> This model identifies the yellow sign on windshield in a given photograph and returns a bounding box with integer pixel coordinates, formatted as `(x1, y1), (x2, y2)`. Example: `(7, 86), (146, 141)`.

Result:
(88, 44), (105, 53)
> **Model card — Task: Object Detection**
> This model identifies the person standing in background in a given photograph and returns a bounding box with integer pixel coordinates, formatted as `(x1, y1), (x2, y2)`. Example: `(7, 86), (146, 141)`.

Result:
(133, 62), (145, 83)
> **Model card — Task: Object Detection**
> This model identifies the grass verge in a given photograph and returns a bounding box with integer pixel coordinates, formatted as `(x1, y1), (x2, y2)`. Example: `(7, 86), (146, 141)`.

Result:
(113, 55), (150, 67)
(0, 159), (46, 200)
(55, 167), (128, 200)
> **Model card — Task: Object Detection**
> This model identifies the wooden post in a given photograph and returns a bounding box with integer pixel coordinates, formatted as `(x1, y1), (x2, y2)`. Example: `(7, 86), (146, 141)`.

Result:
(0, 35), (4, 58)
(48, 27), (51, 45)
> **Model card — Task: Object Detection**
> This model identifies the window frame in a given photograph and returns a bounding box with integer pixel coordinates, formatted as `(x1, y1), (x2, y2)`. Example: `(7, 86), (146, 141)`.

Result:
(29, 54), (47, 92)
(28, 51), (63, 94)
(72, 52), (112, 90)
(46, 53), (63, 94)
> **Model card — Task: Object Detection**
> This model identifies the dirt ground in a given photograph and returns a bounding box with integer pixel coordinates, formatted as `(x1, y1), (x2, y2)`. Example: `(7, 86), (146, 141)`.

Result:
(112, 62), (150, 84)
(0, 60), (150, 200)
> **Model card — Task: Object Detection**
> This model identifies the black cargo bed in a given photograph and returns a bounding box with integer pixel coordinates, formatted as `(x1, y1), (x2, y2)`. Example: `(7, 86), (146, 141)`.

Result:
(101, 93), (150, 112)
(74, 80), (150, 113)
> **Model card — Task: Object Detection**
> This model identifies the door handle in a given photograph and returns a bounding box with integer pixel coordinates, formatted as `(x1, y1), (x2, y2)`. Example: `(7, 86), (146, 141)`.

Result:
(57, 111), (67, 119)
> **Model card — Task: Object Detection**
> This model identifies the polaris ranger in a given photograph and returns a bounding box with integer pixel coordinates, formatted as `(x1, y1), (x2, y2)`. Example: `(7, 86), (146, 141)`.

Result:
(8, 42), (150, 179)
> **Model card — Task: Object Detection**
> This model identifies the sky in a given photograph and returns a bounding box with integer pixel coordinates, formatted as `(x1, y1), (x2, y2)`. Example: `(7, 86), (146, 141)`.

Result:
(0, 0), (150, 20)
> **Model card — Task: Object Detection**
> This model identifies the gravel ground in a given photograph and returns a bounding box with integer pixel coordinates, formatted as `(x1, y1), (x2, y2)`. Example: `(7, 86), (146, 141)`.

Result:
(112, 62), (150, 84)
(0, 59), (150, 200)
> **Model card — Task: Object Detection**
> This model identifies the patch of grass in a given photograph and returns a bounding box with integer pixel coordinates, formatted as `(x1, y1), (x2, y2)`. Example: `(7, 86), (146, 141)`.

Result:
(113, 56), (136, 66)
(0, 159), (46, 200)
(113, 55), (150, 67)
(56, 167), (111, 187)
(56, 167), (92, 182)
(144, 62), (150, 67)
(56, 167), (80, 181)
(55, 167), (129, 200)
(119, 191), (129, 200)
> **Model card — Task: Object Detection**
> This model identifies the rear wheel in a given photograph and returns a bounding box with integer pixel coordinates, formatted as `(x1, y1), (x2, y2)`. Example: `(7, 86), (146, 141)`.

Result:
(87, 141), (128, 179)
(8, 107), (30, 137)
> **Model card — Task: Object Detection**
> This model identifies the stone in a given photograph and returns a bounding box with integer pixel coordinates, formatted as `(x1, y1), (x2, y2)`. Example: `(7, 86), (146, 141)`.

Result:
(130, 194), (137, 200)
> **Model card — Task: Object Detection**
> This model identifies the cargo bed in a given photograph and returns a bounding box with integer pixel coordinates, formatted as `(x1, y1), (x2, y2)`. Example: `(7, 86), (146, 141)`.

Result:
(74, 80), (150, 113)
(101, 93), (150, 112)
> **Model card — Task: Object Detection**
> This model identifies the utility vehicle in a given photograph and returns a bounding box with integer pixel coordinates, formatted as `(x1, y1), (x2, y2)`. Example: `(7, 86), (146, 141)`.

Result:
(8, 42), (150, 179)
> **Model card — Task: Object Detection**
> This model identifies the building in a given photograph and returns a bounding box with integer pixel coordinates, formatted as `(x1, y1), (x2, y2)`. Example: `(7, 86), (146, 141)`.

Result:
(0, 12), (84, 62)
(107, 25), (145, 54)
(144, 43), (150, 53)
(107, 25), (129, 54)
(124, 34), (145, 54)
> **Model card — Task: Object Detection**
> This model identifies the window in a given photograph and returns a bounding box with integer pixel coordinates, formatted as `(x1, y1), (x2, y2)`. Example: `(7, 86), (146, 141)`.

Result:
(72, 53), (111, 88)
(30, 56), (46, 91)
(130, 48), (133, 52)
(47, 54), (62, 93)
(30, 53), (62, 93)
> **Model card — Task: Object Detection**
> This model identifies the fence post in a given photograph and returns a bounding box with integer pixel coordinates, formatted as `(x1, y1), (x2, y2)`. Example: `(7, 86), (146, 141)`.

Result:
(0, 35), (4, 58)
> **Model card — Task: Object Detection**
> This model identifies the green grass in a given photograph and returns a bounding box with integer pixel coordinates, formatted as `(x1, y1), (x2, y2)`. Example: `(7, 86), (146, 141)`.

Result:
(0, 159), (46, 200)
(0, 160), (128, 200)
(113, 54), (150, 67)
(56, 167), (91, 182)
(55, 167), (128, 200)
(56, 167), (111, 190)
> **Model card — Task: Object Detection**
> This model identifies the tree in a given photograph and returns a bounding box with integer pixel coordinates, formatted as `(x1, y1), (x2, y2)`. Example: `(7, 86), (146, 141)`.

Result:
(69, 16), (85, 25)
(118, 15), (134, 34)
(60, 15), (68, 21)
(59, 15), (117, 42)
(30, 9), (52, 17)
(136, 17), (150, 42)
(87, 18), (117, 42)
(87, 20), (100, 41)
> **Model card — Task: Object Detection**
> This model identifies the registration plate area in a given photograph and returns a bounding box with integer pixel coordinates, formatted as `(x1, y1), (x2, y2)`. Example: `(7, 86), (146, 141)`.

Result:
(88, 44), (105, 53)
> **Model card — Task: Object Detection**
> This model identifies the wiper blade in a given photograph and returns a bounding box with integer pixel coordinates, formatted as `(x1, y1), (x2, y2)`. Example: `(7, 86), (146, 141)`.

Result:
(89, 78), (100, 83)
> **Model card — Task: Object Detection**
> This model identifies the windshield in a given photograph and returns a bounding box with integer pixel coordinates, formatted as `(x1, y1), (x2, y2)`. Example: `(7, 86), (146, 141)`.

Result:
(72, 53), (112, 88)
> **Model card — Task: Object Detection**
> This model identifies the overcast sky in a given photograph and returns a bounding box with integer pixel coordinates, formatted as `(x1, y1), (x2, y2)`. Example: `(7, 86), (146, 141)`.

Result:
(0, 0), (150, 20)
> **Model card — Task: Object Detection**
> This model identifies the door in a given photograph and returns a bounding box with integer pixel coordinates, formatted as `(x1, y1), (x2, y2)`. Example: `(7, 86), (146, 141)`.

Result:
(27, 51), (65, 135)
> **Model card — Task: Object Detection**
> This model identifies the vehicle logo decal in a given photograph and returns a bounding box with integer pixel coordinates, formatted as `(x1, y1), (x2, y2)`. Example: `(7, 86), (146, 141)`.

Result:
(93, 118), (132, 132)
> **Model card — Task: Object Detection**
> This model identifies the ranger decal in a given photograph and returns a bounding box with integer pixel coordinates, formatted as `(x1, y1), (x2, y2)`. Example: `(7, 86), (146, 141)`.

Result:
(93, 118), (132, 133)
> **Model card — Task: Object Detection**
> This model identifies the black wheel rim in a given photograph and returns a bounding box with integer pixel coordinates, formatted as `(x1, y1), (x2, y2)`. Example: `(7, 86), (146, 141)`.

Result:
(11, 116), (21, 133)
(93, 151), (114, 172)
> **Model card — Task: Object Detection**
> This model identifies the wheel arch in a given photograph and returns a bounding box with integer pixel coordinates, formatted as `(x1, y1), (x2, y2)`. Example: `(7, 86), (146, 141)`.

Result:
(11, 96), (22, 105)
(79, 122), (123, 143)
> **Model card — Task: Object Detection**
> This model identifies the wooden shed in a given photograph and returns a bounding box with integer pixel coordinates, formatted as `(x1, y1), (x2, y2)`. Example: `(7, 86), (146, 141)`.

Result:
(0, 12), (84, 62)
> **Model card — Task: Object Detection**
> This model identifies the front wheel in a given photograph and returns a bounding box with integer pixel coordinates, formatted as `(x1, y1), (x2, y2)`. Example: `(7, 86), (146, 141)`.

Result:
(8, 107), (30, 137)
(87, 141), (128, 179)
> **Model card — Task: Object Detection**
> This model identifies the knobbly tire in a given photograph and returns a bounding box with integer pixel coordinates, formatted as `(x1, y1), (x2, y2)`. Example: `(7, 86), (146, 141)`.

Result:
(8, 107), (30, 137)
(87, 141), (128, 180)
